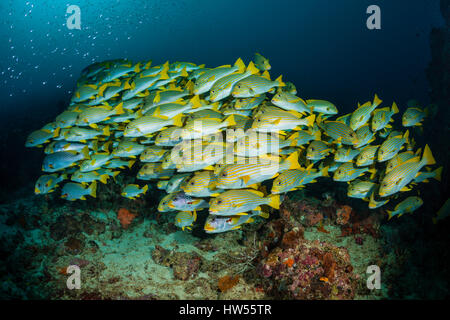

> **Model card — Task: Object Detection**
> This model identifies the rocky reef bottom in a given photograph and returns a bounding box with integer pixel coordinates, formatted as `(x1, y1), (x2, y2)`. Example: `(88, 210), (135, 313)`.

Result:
(0, 184), (448, 300)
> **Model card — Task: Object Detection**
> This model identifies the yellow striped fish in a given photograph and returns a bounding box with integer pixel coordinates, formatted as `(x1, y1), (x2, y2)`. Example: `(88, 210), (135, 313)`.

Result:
(209, 189), (280, 216)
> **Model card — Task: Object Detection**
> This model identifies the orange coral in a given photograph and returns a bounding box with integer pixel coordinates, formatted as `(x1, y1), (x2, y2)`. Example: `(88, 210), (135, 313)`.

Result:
(117, 208), (137, 229)
(283, 258), (295, 268)
(336, 205), (352, 225)
(218, 275), (239, 292)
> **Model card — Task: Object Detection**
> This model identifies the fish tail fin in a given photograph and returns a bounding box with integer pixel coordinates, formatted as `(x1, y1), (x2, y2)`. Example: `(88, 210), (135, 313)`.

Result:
(134, 63), (141, 73)
(100, 174), (109, 184)
(275, 75), (285, 87)
(173, 113), (184, 127)
(89, 181), (97, 198)
(403, 130), (409, 144)
(387, 210), (393, 220)
(246, 61), (259, 75)
(103, 125), (110, 136)
(373, 94), (382, 107)
(267, 194), (280, 210)
(114, 102), (124, 115)
(81, 146), (90, 159)
(321, 166), (329, 177)
(159, 68), (169, 80)
(434, 166), (443, 182)
(224, 115), (236, 127)
(305, 114), (316, 127)
(284, 151), (300, 170)
(234, 57), (245, 73)
(53, 127), (61, 138)
(392, 102), (399, 114)
(422, 144), (436, 166)
(185, 80), (194, 94)
(190, 95), (202, 109)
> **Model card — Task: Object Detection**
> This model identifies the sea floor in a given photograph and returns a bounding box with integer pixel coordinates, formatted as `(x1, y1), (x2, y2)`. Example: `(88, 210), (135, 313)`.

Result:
(0, 191), (399, 300)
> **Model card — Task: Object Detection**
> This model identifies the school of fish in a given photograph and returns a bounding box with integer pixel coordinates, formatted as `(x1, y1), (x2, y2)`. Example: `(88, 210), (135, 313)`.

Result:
(27, 53), (442, 233)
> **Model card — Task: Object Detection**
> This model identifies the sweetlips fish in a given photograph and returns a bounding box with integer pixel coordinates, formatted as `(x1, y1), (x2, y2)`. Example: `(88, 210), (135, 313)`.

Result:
(181, 171), (224, 197)
(349, 94), (383, 131)
(71, 168), (118, 184)
(387, 196), (423, 220)
(87, 80), (126, 105)
(231, 71), (285, 98)
(174, 211), (197, 231)
(204, 211), (269, 233)
(144, 95), (204, 119)
(334, 147), (361, 163)
(378, 130), (409, 162)
(137, 163), (174, 180)
(166, 173), (192, 193)
(99, 61), (141, 82)
(121, 64), (170, 100)
(180, 115), (236, 140)
(347, 180), (376, 200)
(167, 192), (209, 211)
(42, 147), (90, 172)
(287, 127), (321, 147)
(142, 88), (191, 113)
(414, 166), (442, 183)
(80, 152), (113, 172)
(160, 151), (177, 170)
(123, 113), (183, 137)
(104, 158), (135, 169)
(112, 139), (146, 157)
(253, 53), (271, 71)
(306, 140), (332, 161)
(385, 149), (421, 173)
(333, 162), (375, 182)
(379, 144), (435, 197)
(353, 125), (375, 148)
(371, 102), (399, 132)
(355, 145), (379, 167)
(193, 58), (246, 95)
(170, 61), (202, 73)
(305, 100), (338, 115)
(157, 192), (178, 212)
(64, 126), (110, 142)
(336, 113), (351, 126)
(271, 163), (329, 194)
(61, 181), (97, 201)
(120, 97), (143, 111)
(208, 61), (259, 102)
(234, 95), (266, 110)
(317, 116), (358, 146)
(71, 84), (104, 103)
(154, 126), (184, 146)
(26, 128), (61, 147)
(209, 189), (280, 216)
(369, 193), (389, 209)
(234, 131), (292, 157)
(140, 146), (169, 162)
(55, 111), (79, 128)
(75, 104), (124, 128)
(252, 109), (315, 132)
(121, 184), (148, 199)
(271, 90), (309, 114)
(174, 141), (235, 172)
(212, 152), (301, 190)
(402, 107), (427, 127)
(34, 173), (67, 194)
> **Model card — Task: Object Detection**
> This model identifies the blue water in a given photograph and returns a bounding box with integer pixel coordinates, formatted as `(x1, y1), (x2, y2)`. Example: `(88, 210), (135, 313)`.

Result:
(0, 0), (444, 121)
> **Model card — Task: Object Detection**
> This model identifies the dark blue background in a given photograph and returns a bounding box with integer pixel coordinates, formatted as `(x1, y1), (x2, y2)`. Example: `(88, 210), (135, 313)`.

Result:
(0, 0), (444, 124)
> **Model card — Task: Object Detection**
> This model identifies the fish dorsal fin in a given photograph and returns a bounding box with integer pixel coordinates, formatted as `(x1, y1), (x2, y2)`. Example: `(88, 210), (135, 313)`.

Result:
(262, 70), (271, 80)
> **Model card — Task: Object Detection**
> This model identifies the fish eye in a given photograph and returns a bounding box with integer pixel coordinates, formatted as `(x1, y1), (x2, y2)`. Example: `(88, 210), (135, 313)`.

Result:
(222, 173), (227, 177)
(218, 200), (222, 204)
(190, 182), (194, 185)
(311, 148), (315, 151)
